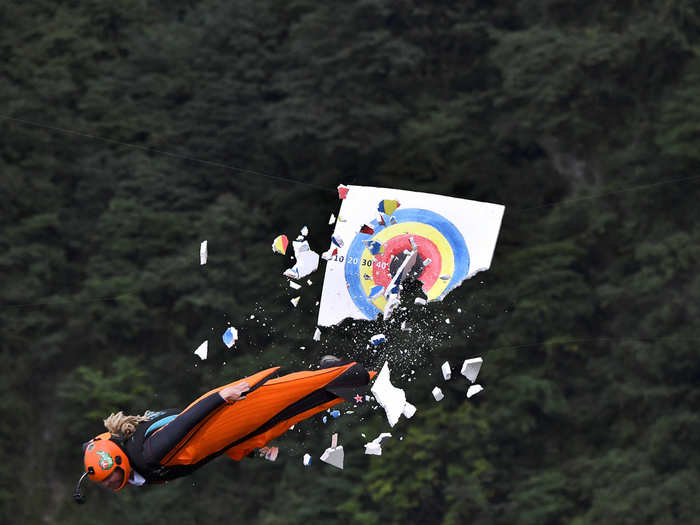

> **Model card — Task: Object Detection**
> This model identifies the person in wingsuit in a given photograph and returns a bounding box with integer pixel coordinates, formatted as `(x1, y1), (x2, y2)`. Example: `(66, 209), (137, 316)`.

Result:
(75, 356), (374, 501)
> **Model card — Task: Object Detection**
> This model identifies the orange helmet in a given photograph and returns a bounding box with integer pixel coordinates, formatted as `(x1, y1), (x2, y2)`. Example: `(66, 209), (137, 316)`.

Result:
(83, 432), (131, 491)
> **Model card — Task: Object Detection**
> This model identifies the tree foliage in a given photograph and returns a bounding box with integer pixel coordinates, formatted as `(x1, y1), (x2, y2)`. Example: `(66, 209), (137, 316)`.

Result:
(0, 1), (698, 523)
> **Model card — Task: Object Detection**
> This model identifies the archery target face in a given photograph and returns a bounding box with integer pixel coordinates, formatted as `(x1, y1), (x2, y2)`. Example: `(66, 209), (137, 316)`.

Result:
(317, 185), (504, 327)
(344, 209), (470, 319)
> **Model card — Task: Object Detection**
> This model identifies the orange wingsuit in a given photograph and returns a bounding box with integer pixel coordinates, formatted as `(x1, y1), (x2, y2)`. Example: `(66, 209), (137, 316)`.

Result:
(158, 363), (376, 466)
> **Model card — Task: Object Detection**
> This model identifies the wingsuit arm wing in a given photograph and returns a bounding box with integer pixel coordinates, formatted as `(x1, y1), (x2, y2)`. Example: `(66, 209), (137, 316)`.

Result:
(143, 392), (225, 463)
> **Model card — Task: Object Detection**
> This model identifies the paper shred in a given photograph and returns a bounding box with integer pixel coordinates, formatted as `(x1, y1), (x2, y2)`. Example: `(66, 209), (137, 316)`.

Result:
(467, 384), (484, 398)
(200, 240), (208, 265)
(284, 240), (319, 278)
(272, 235), (289, 255)
(370, 334), (386, 345)
(441, 361), (451, 380)
(289, 281), (302, 290)
(194, 341), (208, 360)
(382, 293), (400, 321)
(423, 258), (432, 267)
(378, 199), (400, 215)
(359, 224), (375, 235)
(328, 213), (336, 225)
(432, 387), (444, 401)
(331, 235), (344, 248)
(369, 284), (384, 299)
(320, 434), (344, 469)
(303, 454), (312, 466)
(290, 296), (300, 307)
(293, 240), (310, 253)
(370, 361), (407, 427)
(414, 297), (427, 306)
(300, 226), (309, 236)
(367, 240), (384, 255)
(403, 402), (417, 419)
(283, 268), (300, 279)
(364, 432), (392, 456)
(337, 184), (349, 199)
(222, 327), (238, 348)
(439, 274), (451, 281)
(389, 215), (398, 224)
(377, 213), (386, 226)
(313, 327), (321, 341)
(461, 357), (483, 383)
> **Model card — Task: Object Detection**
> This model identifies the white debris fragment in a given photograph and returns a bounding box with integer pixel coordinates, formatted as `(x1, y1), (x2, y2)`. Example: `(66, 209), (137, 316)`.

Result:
(194, 341), (208, 360)
(414, 297), (427, 306)
(445, 318), (450, 324)
(467, 384), (484, 398)
(200, 240), (208, 265)
(441, 361), (452, 380)
(461, 357), (483, 383)
(370, 334), (386, 345)
(283, 268), (299, 279)
(313, 327), (321, 341)
(303, 454), (312, 466)
(457, 308), (462, 313)
(440, 274), (451, 280)
(400, 320), (411, 332)
(370, 361), (407, 427)
(432, 387), (444, 401)
(222, 327), (238, 348)
(423, 258), (432, 267)
(328, 213), (336, 225)
(307, 279), (313, 285)
(403, 402), (417, 419)
(364, 432), (392, 456)
(320, 433), (344, 469)
(284, 240), (320, 279)
(382, 292), (401, 321)
(291, 296), (300, 307)
(289, 281), (302, 290)
(300, 226), (309, 236)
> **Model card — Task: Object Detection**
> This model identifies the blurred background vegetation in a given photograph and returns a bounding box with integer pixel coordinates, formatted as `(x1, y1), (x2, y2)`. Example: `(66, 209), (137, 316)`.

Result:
(1, 1), (698, 523)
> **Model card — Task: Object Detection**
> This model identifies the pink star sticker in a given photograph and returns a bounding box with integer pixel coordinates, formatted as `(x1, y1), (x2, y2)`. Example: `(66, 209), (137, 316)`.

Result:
(353, 394), (363, 403)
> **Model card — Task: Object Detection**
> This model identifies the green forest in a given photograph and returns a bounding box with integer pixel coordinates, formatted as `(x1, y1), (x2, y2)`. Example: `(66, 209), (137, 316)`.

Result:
(1, 1), (699, 523)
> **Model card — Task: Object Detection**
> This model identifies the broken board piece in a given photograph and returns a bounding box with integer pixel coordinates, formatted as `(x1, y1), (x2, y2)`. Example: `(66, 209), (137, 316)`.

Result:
(461, 357), (483, 383)
(370, 361), (406, 427)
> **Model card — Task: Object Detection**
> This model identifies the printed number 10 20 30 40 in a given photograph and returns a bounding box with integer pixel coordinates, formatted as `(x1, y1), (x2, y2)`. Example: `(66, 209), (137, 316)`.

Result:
(331, 255), (389, 270)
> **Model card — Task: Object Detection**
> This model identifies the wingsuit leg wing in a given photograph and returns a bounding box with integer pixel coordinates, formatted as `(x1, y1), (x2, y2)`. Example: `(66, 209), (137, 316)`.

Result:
(161, 362), (373, 466)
